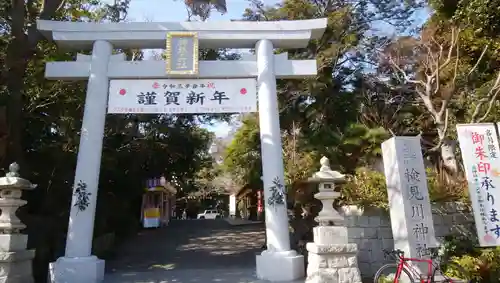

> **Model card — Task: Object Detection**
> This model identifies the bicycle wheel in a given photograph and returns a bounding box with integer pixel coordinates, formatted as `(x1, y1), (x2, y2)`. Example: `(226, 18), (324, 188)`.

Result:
(374, 263), (415, 283)
(432, 260), (471, 283)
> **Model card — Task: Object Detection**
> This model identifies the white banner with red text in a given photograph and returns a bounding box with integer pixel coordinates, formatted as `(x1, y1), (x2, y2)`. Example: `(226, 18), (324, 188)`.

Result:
(108, 79), (257, 114)
(457, 123), (500, 247)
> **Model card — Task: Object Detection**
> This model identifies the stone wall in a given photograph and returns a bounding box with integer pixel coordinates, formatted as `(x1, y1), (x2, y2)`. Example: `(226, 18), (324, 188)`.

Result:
(338, 202), (475, 278)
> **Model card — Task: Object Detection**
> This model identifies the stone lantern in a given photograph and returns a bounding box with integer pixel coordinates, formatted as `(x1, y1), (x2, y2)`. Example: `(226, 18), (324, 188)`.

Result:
(0, 163), (37, 282)
(305, 157), (361, 283)
(308, 156), (346, 227)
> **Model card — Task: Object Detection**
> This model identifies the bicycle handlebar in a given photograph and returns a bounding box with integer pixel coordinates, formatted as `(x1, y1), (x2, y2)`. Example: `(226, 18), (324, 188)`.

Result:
(383, 247), (445, 262)
(383, 249), (404, 258)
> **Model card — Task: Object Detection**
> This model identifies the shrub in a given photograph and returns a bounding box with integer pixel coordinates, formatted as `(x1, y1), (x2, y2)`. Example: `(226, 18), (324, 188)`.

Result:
(377, 274), (396, 283)
(341, 167), (470, 210)
(341, 167), (388, 210)
(442, 233), (500, 282)
(451, 248), (500, 282)
(426, 168), (469, 202)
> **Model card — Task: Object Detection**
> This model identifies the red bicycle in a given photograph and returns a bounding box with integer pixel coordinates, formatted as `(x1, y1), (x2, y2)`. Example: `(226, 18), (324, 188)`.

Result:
(373, 248), (471, 283)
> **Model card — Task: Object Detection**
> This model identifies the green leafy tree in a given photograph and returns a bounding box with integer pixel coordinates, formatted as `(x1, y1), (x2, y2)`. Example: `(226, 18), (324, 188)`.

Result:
(180, 0), (227, 20)
(222, 114), (262, 188)
(242, 0), (424, 168)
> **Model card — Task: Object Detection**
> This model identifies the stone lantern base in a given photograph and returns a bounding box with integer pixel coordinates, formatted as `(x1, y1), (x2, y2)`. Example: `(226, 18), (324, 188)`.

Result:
(0, 244), (35, 283)
(0, 163), (37, 283)
(0, 233), (36, 283)
(305, 226), (362, 283)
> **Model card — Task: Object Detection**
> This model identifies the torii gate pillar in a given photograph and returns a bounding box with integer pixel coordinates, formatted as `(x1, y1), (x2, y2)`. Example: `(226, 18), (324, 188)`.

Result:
(38, 18), (327, 283)
(255, 39), (304, 280)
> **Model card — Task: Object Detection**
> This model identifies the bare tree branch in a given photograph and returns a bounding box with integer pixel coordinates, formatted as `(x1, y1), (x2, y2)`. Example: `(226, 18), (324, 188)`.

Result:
(384, 27), (460, 151)
(468, 45), (489, 77)
(472, 72), (500, 123)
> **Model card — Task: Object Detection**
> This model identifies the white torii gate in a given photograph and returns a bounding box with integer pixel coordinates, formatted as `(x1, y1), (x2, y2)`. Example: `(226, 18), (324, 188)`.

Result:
(38, 18), (327, 283)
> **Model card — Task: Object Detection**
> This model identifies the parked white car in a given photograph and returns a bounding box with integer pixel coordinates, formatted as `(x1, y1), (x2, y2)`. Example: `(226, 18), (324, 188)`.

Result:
(197, 210), (221, 219)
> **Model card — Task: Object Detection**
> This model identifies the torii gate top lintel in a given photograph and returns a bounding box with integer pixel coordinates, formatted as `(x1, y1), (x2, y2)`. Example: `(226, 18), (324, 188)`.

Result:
(36, 18), (328, 50)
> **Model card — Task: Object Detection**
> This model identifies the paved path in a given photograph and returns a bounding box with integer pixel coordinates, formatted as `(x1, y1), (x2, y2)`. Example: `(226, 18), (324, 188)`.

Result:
(104, 219), (281, 283)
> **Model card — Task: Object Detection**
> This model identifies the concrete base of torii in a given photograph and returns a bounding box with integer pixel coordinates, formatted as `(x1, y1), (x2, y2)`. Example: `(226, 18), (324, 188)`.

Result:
(256, 250), (305, 282)
(49, 256), (105, 283)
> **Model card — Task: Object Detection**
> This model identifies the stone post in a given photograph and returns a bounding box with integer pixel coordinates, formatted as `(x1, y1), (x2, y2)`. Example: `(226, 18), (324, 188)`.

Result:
(0, 163), (37, 282)
(255, 39), (305, 282)
(306, 157), (362, 283)
(381, 137), (437, 273)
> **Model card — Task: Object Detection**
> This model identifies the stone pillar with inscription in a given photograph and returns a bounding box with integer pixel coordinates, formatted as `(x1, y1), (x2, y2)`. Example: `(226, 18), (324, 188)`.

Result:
(305, 157), (362, 283)
(0, 163), (37, 282)
(381, 136), (437, 271)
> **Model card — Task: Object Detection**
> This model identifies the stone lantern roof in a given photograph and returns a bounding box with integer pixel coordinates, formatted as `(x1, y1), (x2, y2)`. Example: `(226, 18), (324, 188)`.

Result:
(306, 157), (345, 225)
(307, 156), (346, 184)
(0, 163), (37, 191)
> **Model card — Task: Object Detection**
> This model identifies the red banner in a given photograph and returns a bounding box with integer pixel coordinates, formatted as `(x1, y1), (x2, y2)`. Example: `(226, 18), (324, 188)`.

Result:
(257, 191), (263, 212)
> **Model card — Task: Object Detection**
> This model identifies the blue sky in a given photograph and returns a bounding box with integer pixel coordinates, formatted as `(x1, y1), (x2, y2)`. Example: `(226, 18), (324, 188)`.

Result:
(124, 0), (280, 22)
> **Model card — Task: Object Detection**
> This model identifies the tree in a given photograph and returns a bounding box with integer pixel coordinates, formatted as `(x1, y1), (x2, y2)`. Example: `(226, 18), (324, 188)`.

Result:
(382, 25), (500, 175)
(429, 0), (500, 38)
(222, 114), (262, 188)
(281, 123), (318, 186)
(182, 0), (227, 21)
(357, 77), (423, 137)
(194, 166), (239, 196)
(242, 0), (424, 165)
(3, 0), (92, 169)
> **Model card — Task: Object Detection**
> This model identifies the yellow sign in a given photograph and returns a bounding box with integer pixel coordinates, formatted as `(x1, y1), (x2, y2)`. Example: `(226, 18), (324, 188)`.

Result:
(144, 208), (160, 218)
(165, 32), (199, 76)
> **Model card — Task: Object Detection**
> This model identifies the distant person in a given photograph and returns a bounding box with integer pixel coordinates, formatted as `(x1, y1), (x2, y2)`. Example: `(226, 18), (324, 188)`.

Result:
(182, 209), (187, 220)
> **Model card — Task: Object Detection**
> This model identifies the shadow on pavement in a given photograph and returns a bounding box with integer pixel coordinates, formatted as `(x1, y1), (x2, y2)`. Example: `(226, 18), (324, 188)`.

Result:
(104, 268), (267, 283)
(104, 219), (267, 281)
